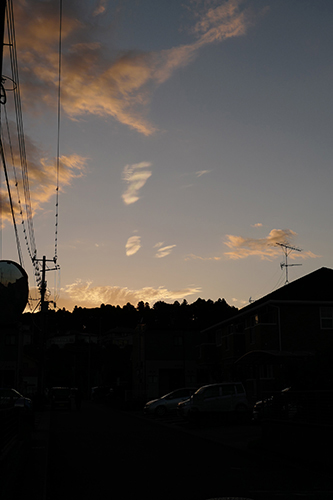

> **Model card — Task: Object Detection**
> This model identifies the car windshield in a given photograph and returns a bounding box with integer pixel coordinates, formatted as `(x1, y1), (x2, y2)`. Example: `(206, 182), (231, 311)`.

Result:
(164, 389), (195, 400)
(194, 387), (205, 395)
(12, 389), (23, 398)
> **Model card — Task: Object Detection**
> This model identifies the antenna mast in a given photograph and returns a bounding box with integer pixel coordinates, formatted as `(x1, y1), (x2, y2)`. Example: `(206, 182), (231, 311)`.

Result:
(276, 242), (302, 285)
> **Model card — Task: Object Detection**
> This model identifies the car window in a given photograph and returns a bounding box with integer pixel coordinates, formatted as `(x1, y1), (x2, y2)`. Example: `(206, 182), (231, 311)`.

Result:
(235, 383), (244, 394)
(203, 386), (220, 399)
(175, 389), (192, 398)
(221, 384), (235, 396)
(165, 390), (180, 399)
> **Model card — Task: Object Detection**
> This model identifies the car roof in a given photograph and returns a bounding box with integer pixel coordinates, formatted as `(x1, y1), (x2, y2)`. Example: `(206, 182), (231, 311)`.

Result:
(199, 382), (243, 389)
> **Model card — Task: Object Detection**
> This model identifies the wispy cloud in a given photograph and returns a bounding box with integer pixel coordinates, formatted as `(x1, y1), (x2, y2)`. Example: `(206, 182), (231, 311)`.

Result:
(155, 244), (176, 258)
(224, 229), (320, 260)
(10, 0), (260, 135)
(196, 170), (211, 177)
(93, 0), (107, 17)
(185, 254), (222, 261)
(125, 235), (141, 256)
(122, 162), (152, 205)
(251, 222), (263, 228)
(1, 128), (86, 223)
(58, 280), (201, 310)
(185, 228), (320, 262)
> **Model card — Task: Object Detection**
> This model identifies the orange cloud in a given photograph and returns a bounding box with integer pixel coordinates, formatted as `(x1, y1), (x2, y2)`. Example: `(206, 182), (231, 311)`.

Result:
(1, 127), (86, 223)
(57, 280), (201, 310)
(224, 229), (320, 260)
(185, 228), (319, 262)
(8, 0), (261, 135)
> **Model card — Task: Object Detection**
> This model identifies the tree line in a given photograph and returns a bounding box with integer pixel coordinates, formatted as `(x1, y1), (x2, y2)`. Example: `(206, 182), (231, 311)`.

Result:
(23, 297), (238, 334)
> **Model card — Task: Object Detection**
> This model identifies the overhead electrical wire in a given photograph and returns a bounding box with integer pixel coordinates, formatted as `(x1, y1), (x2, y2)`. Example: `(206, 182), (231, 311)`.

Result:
(1, 0), (63, 308)
(54, 0), (62, 267)
(0, 135), (24, 267)
(5, 0), (41, 286)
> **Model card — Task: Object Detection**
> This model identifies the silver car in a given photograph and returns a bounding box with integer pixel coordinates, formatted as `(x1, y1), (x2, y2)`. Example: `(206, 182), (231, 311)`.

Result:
(144, 387), (197, 417)
(177, 382), (249, 420)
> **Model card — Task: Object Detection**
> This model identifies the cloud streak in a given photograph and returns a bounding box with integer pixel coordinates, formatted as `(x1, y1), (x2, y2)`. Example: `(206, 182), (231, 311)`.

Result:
(1, 127), (86, 223)
(10, 0), (259, 135)
(122, 162), (152, 205)
(224, 229), (320, 260)
(196, 170), (211, 177)
(155, 244), (176, 258)
(58, 280), (201, 310)
(125, 235), (141, 256)
(185, 228), (320, 262)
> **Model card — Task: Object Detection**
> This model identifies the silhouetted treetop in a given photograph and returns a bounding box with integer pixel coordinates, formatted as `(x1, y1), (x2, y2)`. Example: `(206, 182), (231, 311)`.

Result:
(22, 297), (237, 335)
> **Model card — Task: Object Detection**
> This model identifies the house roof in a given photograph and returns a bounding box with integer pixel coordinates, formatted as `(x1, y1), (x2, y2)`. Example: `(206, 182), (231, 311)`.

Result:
(247, 266), (333, 304)
(203, 267), (333, 332)
(235, 349), (314, 365)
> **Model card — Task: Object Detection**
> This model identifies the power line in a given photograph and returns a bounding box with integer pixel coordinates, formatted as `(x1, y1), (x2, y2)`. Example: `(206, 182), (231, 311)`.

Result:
(0, 135), (24, 266)
(54, 0), (62, 265)
(5, 0), (41, 285)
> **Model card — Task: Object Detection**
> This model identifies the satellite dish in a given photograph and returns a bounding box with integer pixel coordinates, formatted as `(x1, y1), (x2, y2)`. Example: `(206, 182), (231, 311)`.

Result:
(0, 260), (29, 325)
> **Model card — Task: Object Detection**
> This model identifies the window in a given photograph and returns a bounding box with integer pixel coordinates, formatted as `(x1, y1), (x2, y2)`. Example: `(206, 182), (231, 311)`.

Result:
(259, 364), (274, 379)
(148, 375), (158, 385)
(320, 307), (333, 329)
(225, 336), (229, 351)
(174, 336), (183, 346)
(203, 386), (220, 399)
(221, 384), (235, 396)
(5, 334), (16, 345)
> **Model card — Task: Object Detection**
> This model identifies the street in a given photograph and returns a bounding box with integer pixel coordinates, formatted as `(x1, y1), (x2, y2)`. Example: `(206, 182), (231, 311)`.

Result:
(46, 401), (333, 500)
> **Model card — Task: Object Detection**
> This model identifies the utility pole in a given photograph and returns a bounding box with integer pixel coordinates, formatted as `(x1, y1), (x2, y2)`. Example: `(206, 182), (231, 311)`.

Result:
(276, 242), (302, 285)
(34, 255), (59, 398)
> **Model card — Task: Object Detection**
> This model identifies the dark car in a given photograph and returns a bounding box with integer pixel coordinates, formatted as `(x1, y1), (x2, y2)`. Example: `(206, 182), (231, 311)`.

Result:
(91, 386), (113, 403)
(0, 388), (34, 425)
(252, 387), (299, 421)
(144, 388), (197, 417)
(177, 382), (250, 422)
(0, 387), (33, 411)
(50, 387), (72, 410)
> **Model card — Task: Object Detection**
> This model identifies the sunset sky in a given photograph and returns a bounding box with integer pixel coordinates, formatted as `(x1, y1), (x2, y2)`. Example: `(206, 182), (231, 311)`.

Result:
(1, 0), (332, 312)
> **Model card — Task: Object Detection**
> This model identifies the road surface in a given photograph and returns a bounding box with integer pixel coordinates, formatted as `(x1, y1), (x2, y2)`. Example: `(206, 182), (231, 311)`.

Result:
(46, 401), (333, 500)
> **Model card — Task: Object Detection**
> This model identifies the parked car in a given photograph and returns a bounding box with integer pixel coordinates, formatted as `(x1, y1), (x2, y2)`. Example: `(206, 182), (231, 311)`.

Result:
(252, 387), (299, 422)
(91, 386), (113, 403)
(50, 387), (72, 410)
(0, 388), (33, 411)
(0, 388), (34, 425)
(177, 382), (250, 421)
(144, 387), (197, 417)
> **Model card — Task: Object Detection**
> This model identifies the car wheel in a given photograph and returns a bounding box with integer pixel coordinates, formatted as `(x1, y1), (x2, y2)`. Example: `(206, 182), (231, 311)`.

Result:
(155, 405), (167, 417)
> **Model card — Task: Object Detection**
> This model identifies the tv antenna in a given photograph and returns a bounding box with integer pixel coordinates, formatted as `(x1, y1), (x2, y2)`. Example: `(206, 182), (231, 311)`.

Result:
(276, 242), (302, 285)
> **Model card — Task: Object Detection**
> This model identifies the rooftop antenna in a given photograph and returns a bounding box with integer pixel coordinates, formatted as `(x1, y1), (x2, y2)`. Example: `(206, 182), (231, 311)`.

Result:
(276, 242), (302, 285)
